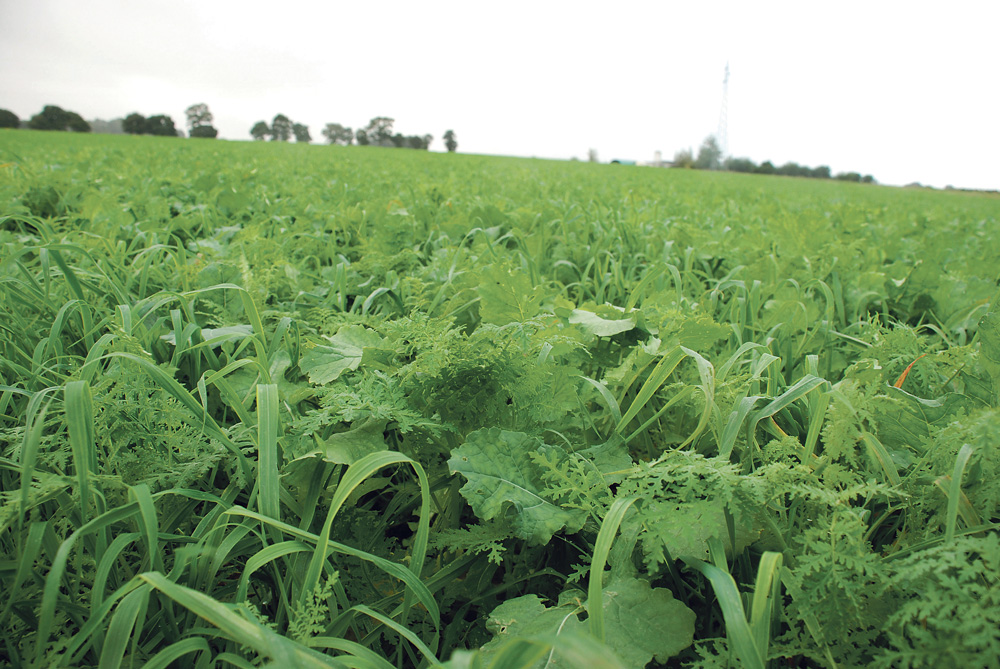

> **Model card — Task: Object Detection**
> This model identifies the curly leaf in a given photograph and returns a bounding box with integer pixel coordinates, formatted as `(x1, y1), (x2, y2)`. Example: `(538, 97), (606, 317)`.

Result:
(448, 429), (586, 545)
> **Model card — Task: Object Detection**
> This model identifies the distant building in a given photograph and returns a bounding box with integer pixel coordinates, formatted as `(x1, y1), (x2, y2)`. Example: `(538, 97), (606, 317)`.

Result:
(638, 150), (672, 168)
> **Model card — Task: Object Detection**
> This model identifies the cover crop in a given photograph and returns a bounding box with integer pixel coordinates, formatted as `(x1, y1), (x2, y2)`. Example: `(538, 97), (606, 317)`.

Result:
(1, 129), (999, 667)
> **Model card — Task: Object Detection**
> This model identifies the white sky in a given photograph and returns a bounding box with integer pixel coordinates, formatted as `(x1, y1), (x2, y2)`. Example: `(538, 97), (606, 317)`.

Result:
(1, 0), (997, 190)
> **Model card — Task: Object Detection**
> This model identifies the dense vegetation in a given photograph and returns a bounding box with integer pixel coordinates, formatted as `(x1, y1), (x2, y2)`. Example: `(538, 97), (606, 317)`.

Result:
(1, 129), (999, 668)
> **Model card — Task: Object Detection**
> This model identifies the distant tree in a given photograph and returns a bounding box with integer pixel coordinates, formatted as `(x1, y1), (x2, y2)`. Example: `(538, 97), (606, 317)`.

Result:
(423, 133), (433, 150)
(185, 103), (212, 129)
(812, 165), (832, 179)
(123, 113), (146, 135)
(588, 148), (598, 163)
(89, 118), (124, 134)
(185, 103), (218, 138)
(405, 135), (422, 149)
(189, 125), (218, 138)
(443, 129), (457, 152)
(355, 129), (369, 146)
(835, 171), (862, 182)
(861, 174), (876, 184)
(363, 117), (395, 146)
(321, 123), (352, 145)
(28, 105), (90, 132)
(724, 156), (756, 173)
(390, 133), (406, 148)
(776, 162), (807, 177)
(694, 136), (722, 170)
(250, 121), (270, 141)
(271, 114), (292, 142)
(672, 148), (694, 168)
(755, 160), (776, 175)
(292, 123), (311, 143)
(0, 109), (20, 129)
(66, 112), (90, 132)
(145, 114), (178, 136)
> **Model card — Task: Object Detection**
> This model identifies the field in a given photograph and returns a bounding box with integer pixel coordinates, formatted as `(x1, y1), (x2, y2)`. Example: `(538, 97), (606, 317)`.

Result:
(1, 129), (999, 668)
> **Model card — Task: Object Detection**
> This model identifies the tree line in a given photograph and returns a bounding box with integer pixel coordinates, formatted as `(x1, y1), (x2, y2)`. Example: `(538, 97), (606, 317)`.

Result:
(0, 103), (219, 139)
(123, 104), (219, 138)
(1, 103), (460, 154)
(0, 105), (91, 132)
(250, 114), (458, 152)
(675, 136), (875, 183)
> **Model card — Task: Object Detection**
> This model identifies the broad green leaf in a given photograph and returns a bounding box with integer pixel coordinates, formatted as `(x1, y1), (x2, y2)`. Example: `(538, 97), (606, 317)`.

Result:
(873, 386), (982, 449)
(477, 265), (542, 324)
(479, 594), (587, 668)
(287, 418), (388, 468)
(448, 429), (586, 545)
(480, 577), (694, 669)
(599, 576), (696, 666)
(979, 310), (1000, 400)
(568, 309), (635, 337)
(300, 325), (383, 384)
(632, 499), (758, 565)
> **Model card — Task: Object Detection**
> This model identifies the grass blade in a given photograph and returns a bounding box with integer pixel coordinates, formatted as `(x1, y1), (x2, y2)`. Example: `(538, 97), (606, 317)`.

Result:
(65, 380), (97, 524)
(139, 572), (345, 668)
(944, 443), (978, 543)
(143, 637), (211, 669)
(616, 346), (686, 434)
(257, 384), (281, 522)
(588, 497), (638, 643)
(748, 551), (783, 663)
(682, 538), (763, 669)
(98, 584), (151, 669)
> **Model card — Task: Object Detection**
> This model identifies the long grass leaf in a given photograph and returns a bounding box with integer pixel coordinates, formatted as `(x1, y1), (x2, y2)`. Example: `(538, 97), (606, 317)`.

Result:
(65, 380), (97, 525)
(681, 544), (763, 669)
(36, 502), (142, 665)
(944, 443), (978, 543)
(98, 584), (150, 669)
(139, 572), (345, 668)
(588, 497), (638, 642)
(225, 506), (440, 626)
(616, 346), (686, 434)
(748, 551), (783, 662)
(129, 483), (163, 573)
(0, 520), (47, 628)
(352, 604), (442, 667)
(18, 390), (55, 530)
(300, 452), (427, 615)
(257, 384), (281, 522)
(860, 431), (901, 487)
(142, 637), (211, 669)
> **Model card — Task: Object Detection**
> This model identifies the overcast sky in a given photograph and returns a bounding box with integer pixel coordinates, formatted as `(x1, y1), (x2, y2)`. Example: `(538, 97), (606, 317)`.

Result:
(2, 0), (997, 190)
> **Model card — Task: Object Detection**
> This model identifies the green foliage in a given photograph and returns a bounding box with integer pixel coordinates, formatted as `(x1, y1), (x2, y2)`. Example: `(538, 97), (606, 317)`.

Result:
(449, 429), (587, 544)
(0, 129), (998, 667)
(26, 104), (90, 132)
(875, 534), (1000, 667)
(189, 125), (218, 138)
(271, 113), (292, 141)
(477, 576), (695, 668)
(322, 122), (354, 145)
(0, 108), (19, 128)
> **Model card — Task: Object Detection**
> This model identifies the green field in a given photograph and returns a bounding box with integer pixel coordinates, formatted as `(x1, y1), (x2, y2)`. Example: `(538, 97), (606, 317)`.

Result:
(2, 129), (999, 668)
